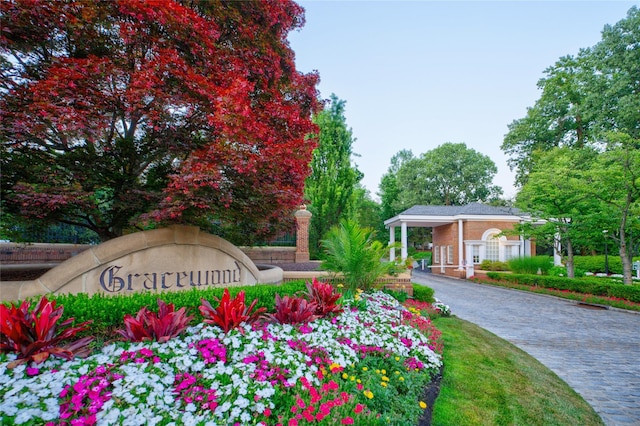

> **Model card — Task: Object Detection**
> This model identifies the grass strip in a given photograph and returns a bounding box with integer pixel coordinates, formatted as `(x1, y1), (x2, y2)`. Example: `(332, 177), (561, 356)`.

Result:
(430, 316), (604, 426)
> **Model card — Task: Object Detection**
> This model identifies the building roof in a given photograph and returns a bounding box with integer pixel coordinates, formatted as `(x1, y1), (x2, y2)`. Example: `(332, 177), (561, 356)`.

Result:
(384, 202), (529, 228)
(400, 202), (523, 217)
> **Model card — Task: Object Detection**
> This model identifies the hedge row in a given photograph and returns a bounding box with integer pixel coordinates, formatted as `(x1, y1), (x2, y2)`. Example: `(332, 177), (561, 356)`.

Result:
(572, 255), (640, 275)
(485, 272), (640, 303)
(54, 280), (308, 329)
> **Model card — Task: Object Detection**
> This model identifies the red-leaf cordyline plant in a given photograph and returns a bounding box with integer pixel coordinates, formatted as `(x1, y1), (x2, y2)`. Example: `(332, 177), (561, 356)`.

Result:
(302, 278), (343, 318)
(0, 296), (94, 368)
(265, 294), (319, 325)
(116, 299), (194, 343)
(199, 289), (266, 333)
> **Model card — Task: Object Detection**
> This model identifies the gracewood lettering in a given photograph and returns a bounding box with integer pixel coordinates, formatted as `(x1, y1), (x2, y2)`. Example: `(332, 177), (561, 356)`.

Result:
(99, 261), (242, 293)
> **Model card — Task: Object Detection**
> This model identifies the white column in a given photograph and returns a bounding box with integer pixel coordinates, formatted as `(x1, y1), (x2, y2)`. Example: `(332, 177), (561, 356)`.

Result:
(401, 222), (408, 260)
(458, 219), (464, 269)
(389, 226), (396, 261)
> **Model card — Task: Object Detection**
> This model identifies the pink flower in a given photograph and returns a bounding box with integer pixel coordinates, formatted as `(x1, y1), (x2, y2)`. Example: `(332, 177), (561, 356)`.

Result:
(341, 417), (354, 425)
(288, 419), (298, 426)
(302, 409), (314, 422)
(354, 403), (364, 414)
(263, 408), (271, 417)
(26, 367), (40, 376)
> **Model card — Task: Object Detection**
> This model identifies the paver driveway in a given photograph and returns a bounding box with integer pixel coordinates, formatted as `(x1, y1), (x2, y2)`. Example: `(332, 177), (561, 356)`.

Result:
(411, 272), (640, 426)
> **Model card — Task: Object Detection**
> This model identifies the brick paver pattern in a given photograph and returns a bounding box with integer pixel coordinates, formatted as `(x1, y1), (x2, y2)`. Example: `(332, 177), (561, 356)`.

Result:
(412, 272), (640, 426)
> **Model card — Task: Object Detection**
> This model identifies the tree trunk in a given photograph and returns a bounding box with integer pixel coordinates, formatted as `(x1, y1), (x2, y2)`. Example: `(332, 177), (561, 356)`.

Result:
(565, 238), (575, 278)
(619, 225), (633, 285)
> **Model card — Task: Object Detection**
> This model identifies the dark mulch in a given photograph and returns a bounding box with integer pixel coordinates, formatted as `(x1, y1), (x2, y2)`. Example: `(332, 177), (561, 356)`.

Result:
(417, 365), (444, 425)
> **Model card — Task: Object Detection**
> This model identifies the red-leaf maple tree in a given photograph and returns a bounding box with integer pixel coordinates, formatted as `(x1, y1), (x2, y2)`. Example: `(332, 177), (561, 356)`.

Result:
(0, 0), (319, 242)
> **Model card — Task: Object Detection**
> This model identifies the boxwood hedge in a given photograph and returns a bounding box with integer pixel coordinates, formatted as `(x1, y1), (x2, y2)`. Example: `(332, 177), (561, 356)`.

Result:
(485, 272), (640, 303)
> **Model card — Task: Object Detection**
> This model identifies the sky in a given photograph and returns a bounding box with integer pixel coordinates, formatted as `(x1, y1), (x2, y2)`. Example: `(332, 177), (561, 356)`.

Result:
(288, 0), (638, 201)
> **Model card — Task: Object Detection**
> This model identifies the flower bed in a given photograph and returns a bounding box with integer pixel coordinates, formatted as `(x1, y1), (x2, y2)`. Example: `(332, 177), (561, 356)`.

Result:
(1, 291), (443, 425)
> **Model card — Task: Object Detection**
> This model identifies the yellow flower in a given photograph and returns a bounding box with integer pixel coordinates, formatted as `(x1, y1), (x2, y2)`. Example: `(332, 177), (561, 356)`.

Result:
(381, 382), (388, 387)
(381, 376), (389, 382)
(337, 283), (344, 288)
(357, 379), (361, 384)
(394, 371), (400, 375)
(375, 369), (381, 374)
(419, 401), (427, 409)
(399, 377), (405, 381)
(362, 367), (368, 372)
(342, 373), (348, 379)
(350, 376), (356, 381)
(364, 390), (374, 399)
(381, 369), (387, 375)
(395, 356), (400, 361)
(329, 363), (342, 373)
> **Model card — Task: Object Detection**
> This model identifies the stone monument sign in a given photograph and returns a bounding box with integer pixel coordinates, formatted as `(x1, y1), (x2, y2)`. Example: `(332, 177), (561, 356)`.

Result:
(1, 226), (282, 302)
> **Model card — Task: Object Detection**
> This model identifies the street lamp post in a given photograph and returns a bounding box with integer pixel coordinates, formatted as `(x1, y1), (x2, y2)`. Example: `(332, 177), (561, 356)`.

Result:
(603, 230), (609, 275)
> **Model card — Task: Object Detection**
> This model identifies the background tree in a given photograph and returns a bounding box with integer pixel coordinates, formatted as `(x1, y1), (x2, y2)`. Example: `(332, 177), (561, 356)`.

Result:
(393, 143), (502, 209)
(304, 94), (362, 258)
(0, 0), (319, 243)
(377, 144), (502, 252)
(578, 134), (640, 284)
(378, 149), (415, 221)
(502, 6), (640, 283)
(349, 185), (382, 235)
(501, 55), (592, 186)
(502, 6), (639, 186)
(515, 147), (599, 278)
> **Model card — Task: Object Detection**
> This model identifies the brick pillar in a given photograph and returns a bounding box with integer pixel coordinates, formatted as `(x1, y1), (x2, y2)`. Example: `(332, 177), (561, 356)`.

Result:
(294, 205), (312, 263)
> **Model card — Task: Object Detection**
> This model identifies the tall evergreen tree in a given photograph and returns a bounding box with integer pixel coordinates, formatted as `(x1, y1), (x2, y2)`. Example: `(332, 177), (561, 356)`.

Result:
(304, 94), (362, 258)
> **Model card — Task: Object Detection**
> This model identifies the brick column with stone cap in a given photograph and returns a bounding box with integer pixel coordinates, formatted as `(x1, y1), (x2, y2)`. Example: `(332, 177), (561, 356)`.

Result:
(294, 205), (312, 263)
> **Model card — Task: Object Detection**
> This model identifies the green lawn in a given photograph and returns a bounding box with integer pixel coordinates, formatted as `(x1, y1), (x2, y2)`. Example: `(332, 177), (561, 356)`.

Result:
(430, 316), (605, 426)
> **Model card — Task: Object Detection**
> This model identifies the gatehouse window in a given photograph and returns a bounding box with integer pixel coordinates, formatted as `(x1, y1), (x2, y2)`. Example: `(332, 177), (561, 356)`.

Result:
(434, 246), (440, 263)
(472, 245), (480, 264)
(486, 234), (499, 261)
(447, 245), (454, 264)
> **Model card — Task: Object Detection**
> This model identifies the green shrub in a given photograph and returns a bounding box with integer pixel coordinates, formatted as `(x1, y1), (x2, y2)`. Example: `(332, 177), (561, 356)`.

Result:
(382, 288), (409, 303)
(54, 281), (307, 329)
(479, 260), (509, 271)
(485, 272), (640, 303)
(507, 256), (553, 275)
(412, 251), (432, 264)
(573, 255), (623, 275)
(412, 284), (435, 303)
(548, 266), (586, 278)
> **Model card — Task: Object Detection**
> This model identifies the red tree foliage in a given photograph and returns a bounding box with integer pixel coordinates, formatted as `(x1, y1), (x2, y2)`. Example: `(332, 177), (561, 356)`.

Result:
(0, 0), (319, 242)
